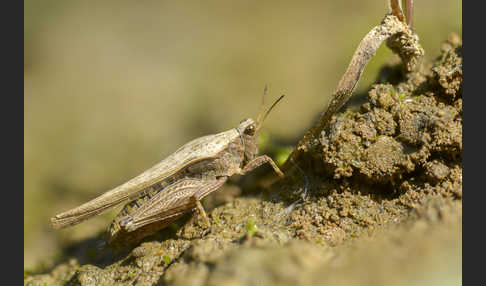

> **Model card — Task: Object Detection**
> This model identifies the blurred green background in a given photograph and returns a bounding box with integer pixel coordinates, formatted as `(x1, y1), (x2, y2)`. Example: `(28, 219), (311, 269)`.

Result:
(24, 0), (461, 269)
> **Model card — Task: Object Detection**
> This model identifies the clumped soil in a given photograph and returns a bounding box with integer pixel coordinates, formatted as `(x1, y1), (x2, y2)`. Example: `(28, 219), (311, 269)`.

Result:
(25, 34), (462, 286)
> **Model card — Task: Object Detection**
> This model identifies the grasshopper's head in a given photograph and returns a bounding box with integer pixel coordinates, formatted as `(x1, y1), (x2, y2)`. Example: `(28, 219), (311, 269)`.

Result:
(237, 88), (285, 163)
(237, 118), (259, 163)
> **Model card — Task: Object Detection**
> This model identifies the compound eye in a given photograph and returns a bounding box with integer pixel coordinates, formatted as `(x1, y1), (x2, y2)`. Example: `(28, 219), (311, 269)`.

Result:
(244, 124), (255, 135)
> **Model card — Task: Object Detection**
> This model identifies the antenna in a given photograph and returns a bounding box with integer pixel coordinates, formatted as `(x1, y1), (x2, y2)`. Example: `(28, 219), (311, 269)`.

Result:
(256, 84), (268, 126)
(256, 94), (285, 131)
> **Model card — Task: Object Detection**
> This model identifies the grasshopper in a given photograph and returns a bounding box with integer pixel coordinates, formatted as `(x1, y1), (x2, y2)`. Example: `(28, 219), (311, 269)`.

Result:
(51, 90), (285, 247)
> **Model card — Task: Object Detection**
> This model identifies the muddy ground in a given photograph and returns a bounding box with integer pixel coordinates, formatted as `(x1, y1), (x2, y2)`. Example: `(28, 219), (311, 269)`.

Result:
(24, 34), (462, 286)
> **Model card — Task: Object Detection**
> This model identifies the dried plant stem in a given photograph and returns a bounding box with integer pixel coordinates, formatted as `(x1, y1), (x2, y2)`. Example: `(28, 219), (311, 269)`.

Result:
(282, 13), (423, 171)
(389, 0), (405, 23)
(405, 0), (414, 28)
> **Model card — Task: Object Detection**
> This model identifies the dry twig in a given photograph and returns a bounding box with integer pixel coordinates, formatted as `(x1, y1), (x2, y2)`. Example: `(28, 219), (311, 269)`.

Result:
(282, 2), (423, 172)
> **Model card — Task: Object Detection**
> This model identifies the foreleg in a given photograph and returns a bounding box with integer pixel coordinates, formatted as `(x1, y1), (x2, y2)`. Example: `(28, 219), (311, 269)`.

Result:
(242, 155), (284, 179)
